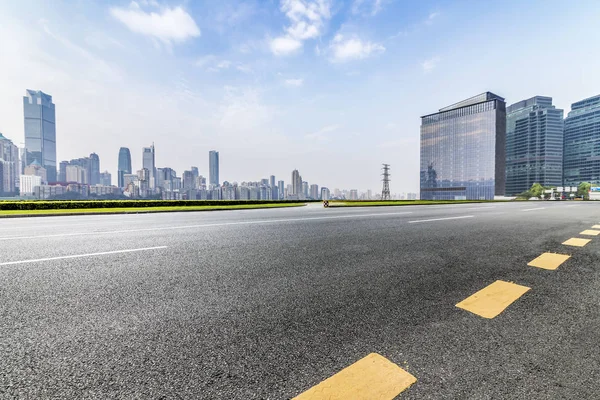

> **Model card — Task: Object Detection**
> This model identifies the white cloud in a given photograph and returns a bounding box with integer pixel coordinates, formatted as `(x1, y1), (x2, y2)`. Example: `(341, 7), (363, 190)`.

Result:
(284, 78), (304, 87)
(236, 64), (253, 74)
(270, 36), (303, 55)
(270, 0), (331, 56)
(305, 124), (339, 142)
(110, 2), (200, 45)
(195, 54), (217, 67)
(216, 60), (231, 69)
(352, 0), (384, 16)
(426, 12), (439, 25)
(329, 34), (385, 63)
(421, 57), (440, 73)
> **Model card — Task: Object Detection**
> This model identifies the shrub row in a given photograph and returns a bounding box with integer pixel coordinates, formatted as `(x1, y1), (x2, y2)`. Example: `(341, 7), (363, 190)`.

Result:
(0, 200), (316, 211)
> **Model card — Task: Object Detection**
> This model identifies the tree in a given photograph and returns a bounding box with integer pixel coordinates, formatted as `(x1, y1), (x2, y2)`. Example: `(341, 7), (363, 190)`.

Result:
(577, 182), (591, 199)
(529, 183), (544, 198)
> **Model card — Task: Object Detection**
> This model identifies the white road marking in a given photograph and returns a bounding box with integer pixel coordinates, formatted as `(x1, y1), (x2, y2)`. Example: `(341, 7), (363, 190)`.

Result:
(522, 207), (546, 212)
(0, 246), (168, 266)
(0, 212), (414, 241)
(408, 215), (474, 223)
(463, 206), (496, 210)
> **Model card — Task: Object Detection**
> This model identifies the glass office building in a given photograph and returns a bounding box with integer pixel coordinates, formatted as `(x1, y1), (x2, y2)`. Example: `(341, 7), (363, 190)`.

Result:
(209, 150), (219, 187)
(563, 95), (600, 186)
(118, 147), (132, 188)
(23, 90), (57, 182)
(420, 92), (506, 200)
(505, 96), (564, 195)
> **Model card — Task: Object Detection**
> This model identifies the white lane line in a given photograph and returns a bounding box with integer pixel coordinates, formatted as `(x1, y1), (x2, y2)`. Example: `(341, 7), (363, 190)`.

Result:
(463, 206), (496, 210)
(522, 207), (546, 212)
(408, 215), (474, 223)
(565, 205), (580, 207)
(0, 246), (168, 266)
(0, 212), (414, 241)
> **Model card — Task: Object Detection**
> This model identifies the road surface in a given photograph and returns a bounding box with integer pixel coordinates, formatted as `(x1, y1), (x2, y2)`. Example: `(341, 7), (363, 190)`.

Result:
(1, 201), (600, 398)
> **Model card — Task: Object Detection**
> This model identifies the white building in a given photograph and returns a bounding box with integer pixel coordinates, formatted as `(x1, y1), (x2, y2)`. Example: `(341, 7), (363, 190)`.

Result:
(20, 174), (42, 195)
(66, 165), (87, 184)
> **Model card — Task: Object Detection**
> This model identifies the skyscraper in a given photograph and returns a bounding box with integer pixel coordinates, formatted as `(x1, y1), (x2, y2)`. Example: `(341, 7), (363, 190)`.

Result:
(23, 90), (57, 182)
(0, 132), (19, 194)
(291, 169), (303, 199)
(118, 147), (132, 188)
(142, 144), (156, 189)
(310, 184), (319, 200)
(89, 153), (100, 186)
(209, 150), (219, 187)
(100, 171), (112, 186)
(420, 92), (506, 200)
(564, 95), (600, 187)
(278, 180), (285, 200)
(505, 96), (564, 195)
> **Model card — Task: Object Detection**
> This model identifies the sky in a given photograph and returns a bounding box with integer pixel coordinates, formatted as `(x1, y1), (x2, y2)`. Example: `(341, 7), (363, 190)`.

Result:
(0, 0), (599, 193)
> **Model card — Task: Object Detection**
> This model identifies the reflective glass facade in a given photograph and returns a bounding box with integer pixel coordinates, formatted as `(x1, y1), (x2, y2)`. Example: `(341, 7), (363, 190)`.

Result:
(209, 150), (219, 187)
(505, 96), (563, 195)
(420, 92), (506, 200)
(118, 147), (132, 187)
(23, 90), (56, 182)
(563, 95), (600, 186)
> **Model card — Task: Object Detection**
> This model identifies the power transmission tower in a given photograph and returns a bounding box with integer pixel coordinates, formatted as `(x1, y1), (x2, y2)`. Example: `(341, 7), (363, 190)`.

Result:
(381, 164), (391, 200)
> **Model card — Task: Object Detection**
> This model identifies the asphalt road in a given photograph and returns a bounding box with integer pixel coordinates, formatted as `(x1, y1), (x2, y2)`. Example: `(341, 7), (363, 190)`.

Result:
(1, 201), (600, 399)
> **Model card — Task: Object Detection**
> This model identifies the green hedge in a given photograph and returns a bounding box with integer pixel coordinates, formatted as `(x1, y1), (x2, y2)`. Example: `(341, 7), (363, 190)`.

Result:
(0, 200), (316, 211)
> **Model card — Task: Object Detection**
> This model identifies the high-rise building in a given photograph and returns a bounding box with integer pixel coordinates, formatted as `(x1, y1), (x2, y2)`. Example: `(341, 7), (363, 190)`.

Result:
(23, 90), (57, 182)
(302, 181), (309, 198)
(100, 171), (112, 186)
(505, 96), (563, 195)
(321, 187), (330, 200)
(66, 165), (86, 184)
(89, 153), (100, 186)
(183, 170), (195, 190)
(209, 150), (219, 187)
(0, 132), (19, 194)
(278, 180), (285, 200)
(118, 147), (132, 188)
(20, 174), (42, 196)
(191, 166), (199, 189)
(142, 145), (156, 189)
(58, 161), (68, 183)
(23, 160), (47, 183)
(564, 94), (600, 187)
(310, 184), (319, 200)
(420, 92), (507, 200)
(291, 169), (302, 199)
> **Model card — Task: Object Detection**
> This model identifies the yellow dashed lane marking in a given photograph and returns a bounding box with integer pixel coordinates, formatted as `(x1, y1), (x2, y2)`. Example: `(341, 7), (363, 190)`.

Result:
(528, 252), (571, 270)
(293, 353), (416, 400)
(580, 229), (600, 236)
(455, 280), (531, 319)
(563, 238), (591, 247)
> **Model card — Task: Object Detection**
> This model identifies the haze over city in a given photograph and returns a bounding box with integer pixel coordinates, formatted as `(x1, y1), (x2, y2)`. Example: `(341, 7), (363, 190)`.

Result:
(1, 0), (599, 193)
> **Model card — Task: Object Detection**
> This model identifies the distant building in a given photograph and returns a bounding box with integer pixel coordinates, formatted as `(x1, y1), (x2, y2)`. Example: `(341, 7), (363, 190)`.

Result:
(310, 184), (319, 199)
(209, 150), (219, 187)
(142, 145), (156, 189)
(58, 160), (68, 182)
(191, 166), (199, 188)
(20, 174), (42, 195)
(278, 180), (285, 200)
(420, 92), (506, 200)
(291, 170), (303, 199)
(66, 165), (86, 184)
(321, 187), (330, 200)
(23, 90), (57, 182)
(118, 147), (132, 187)
(100, 171), (112, 186)
(505, 96), (563, 195)
(89, 153), (100, 186)
(24, 159), (47, 183)
(349, 189), (358, 200)
(0, 132), (19, 194)
(34, 184), (65, 199)
(564, 94), (600, 187)
(407, 192), (418, 200)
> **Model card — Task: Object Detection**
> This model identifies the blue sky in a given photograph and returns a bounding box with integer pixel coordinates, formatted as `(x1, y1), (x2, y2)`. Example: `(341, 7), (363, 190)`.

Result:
(1, 0), (599, 193)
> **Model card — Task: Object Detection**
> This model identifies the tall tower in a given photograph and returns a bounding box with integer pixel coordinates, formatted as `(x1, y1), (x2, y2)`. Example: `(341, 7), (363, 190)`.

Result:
(142, 144), (156, 189)
(118, 147), (132, 188)
(23, 90), (57, 182)
(209, 150), (219, 187)
(89, 153), (100, 185)
(381, 164), (391, 201)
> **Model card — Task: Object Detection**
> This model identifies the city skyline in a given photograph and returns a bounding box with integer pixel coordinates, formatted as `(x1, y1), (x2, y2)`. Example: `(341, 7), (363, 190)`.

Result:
(1, 1), (599, 193)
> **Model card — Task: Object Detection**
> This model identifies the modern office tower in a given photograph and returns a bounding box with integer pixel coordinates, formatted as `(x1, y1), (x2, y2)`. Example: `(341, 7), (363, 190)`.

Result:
(118, 147), (132, 187)
(302, 181), (309, 199)
(564, 95), (600, 187)
(23, 90), (57, 182)
(420, 92), (507, 200)
(505, 96), (564, 195)
(291, 169), (302, 198)
(23, 160), (48, 183)
(278, 180), (285, 200)
(209, 150), (219, 187)
(261, 178), (269, 186)
(349, 189), (358, 200)
(0, 132), (19, 194)
(89, 153), (100, 185)
(142, 144), (156, 189)
(321, 187), (330, 200)
(191, 166), (199, 188)
(66, 165), (86, 184)
(100, 171), (112, 186)
(58, 161), (68, 182)
(310, 184), (319, 200)
(183, 170), (195, 190)
(20, 174), (42, 195)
